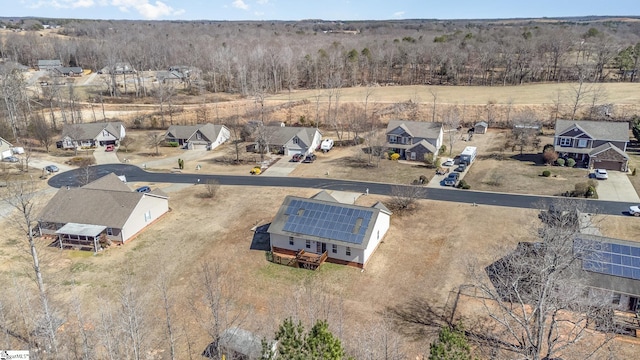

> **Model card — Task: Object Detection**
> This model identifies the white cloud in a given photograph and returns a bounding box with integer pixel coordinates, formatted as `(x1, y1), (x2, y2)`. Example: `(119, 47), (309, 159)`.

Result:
(110, 0), (185, 19)
(232, 0), (249, 10)
(392, 11), (405, 19)
(25, 0), (184, 19)
(27, 0), (94, 9)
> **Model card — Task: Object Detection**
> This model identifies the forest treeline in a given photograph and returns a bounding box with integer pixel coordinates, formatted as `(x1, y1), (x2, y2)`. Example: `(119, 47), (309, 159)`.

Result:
(1, 17), (640, 96)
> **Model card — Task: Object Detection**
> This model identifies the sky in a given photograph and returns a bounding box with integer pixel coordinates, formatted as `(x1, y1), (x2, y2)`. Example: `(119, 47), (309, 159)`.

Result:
(7, 0), (640, 21)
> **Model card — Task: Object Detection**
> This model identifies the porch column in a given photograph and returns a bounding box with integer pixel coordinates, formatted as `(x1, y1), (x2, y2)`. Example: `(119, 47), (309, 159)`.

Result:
(93, 236), (99, 254)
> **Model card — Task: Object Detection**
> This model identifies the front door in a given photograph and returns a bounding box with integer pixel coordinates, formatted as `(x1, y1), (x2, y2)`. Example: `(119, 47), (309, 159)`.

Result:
(316, 242), (327, 254)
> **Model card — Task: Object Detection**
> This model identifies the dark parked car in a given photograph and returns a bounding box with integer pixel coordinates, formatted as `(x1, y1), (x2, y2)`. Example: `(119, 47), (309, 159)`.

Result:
(303, 154), (316, 163)
(291, 153), (304, 162)
(443, 172), (460, 186)
(455, 163), (467, 172)
(135, 186), (151, 193)
(44, 165), (59, 173)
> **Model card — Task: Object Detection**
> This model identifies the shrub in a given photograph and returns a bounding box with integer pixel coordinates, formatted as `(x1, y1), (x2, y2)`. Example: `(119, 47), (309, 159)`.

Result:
(572, 182), (589, 197)
(542, 149), (558, 164)
(424, 153), (435, 166)
(543, 144), (555, 152)
(586, 185), (597, 198)
(462, 183), (471, 189)
(566, 158), (576, 167)
(390, 153), (400, 161)
(457, 180), (470, 189)
(439, 145), (446, 155)
(419, 175), (428, 184)
(542, 170), (551, 177)
(167, 141), (179, 147)
(556, 158), (565, 166)
(633, 168), (637, 176)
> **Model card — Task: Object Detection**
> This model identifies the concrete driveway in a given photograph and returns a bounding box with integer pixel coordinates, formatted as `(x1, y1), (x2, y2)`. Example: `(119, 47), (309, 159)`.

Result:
(93, 148), (121, 165)
(263, 157), (300, 177)
(595, 171), (640, 202)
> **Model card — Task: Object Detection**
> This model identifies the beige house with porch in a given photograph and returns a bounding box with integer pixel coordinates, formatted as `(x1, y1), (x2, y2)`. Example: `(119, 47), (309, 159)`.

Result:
(37, 173), (168, 252)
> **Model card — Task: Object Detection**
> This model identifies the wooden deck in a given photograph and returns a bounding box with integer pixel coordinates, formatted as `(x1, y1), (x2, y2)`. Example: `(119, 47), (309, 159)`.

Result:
(271, 247), (328, 270)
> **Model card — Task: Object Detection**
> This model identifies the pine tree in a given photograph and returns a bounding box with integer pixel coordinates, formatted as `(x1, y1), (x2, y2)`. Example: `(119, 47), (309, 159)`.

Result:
(305, 320), (345, 360)
(273, 318), (306, 360)
(429, 324), (473, 360)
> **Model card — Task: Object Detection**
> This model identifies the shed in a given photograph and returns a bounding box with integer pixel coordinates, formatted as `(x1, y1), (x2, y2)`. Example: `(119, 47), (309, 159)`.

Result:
(474, 121), (488, 134)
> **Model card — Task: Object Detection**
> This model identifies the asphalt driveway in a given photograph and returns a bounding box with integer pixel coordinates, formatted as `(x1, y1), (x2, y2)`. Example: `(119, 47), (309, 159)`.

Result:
(595, 171), (640, 202)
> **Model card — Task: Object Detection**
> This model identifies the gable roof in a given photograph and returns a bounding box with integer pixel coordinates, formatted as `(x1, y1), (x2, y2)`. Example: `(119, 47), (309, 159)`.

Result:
(81, 173), (131, 192)
(311, 190), (339, 203)
(61, 122), (124, 140)
(268, 195), (390, 249)
(0, 136), (12, 152)
(475, 121), (488, 127)
(38, 173), (165, 229)
(386, 120), (442, 140)
(555, 120), (629, 142)
(408, 139), (437, 154)
(589, 142), (629, 159)
(165, 123), (226, 142)
(259, 126), (320, 147)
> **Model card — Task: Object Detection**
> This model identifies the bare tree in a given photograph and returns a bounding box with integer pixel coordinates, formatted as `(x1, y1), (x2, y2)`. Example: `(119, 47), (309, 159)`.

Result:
(119, 273), (148, 360)
(443, 107), (461, 157)
(153, 81), (176, 128)
(385, 185), (425, 214)
(156, 269), (177, 360)
(429, 88), (438, 122)
(467, 199), (617, 360)
(2, 180), (59, 356)
(147, 132), (164, 156)
(30, 113), (53, 152)
(119, 136), (136, 153)
(203, 179), (220, 199)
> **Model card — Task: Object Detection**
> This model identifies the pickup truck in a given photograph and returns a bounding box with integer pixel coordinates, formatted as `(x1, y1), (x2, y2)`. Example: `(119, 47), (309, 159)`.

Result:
(443, 172), (460, 186)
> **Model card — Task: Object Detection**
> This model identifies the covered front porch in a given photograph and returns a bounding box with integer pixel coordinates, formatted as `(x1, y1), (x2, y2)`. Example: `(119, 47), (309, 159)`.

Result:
(55, 223), (106, 253)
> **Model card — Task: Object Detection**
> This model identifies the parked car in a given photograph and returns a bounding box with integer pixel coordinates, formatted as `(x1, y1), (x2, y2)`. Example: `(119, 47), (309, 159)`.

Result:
(303, 154), (317, 163)
(443, 172), (460, 186)
(3, 156), (19, 163)
(44, 165), (59, 173)
(455, 163), (467, 172)
(594, 169), (608, 180)
(435, 167), (450, 175)
(629, 205), (640, 217)
(105, 144), (115, 152)
(442, 158), (455, 167)
(250, 166), (262, 175)
(291, 153), (304, 162)
(135, 186), (151, 193)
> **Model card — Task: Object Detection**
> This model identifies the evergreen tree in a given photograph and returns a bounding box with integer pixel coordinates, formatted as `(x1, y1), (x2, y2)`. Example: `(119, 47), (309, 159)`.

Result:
(273, 318), (306, 360)
(305, 320), (345, 360)
(429, 324), (473, 360)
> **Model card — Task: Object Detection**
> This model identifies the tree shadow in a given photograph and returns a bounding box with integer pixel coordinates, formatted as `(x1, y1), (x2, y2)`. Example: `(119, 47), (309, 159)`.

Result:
(509, 153), (544, 165)
(385, 297), (450, 340)
(250, 223), (271, 251)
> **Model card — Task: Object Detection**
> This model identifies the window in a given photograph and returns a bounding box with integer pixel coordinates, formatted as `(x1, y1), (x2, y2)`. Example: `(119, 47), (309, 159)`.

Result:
(577, 139), (588, 148)
(388, 135), (397, 143)
(346, 247), (351, 256)
(559, 137), (571, 147)
(410, 152), (416, 160)
(107, 227), (113, 236)
(102, 130), (109, 137)
(144, 210), (151, 222)
(305, 240), (311, 249)
(612, 293), (621, 305)
(332, 244), (337, 253)
(293, 137), (299, 144)
(196, 132), (202, 140)
(289, 236), (294, 245)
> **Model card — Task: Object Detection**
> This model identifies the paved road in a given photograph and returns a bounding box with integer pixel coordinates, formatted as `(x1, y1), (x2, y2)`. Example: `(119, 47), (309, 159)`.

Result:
(48, 164), (636, 217)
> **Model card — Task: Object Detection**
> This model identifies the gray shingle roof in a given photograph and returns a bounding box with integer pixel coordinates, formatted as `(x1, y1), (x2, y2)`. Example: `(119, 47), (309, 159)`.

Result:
(386, 120), (442, 140)
(61, 122), (123, 140)
(258, 126), (320, 147)
(589, 142), (629, 159)
(555, 120), (629, 142)
(37, 173), (167, 229)
(165, 123), (226, 142)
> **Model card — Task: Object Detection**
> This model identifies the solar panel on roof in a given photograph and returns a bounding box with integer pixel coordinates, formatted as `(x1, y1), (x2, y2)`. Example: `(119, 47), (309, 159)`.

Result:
(282, 199), (374, 244)
(576, 238), (640, 281)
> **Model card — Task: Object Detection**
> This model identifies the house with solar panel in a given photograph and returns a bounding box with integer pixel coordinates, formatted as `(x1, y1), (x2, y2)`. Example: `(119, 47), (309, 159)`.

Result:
(575, 234), (640, 315)
(267, 191), (392, 269)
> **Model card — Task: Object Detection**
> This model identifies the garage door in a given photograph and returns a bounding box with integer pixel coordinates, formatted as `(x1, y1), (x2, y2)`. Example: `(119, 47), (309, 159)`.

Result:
(593, 160), (624, 171)
(287, 149), (302, 156)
